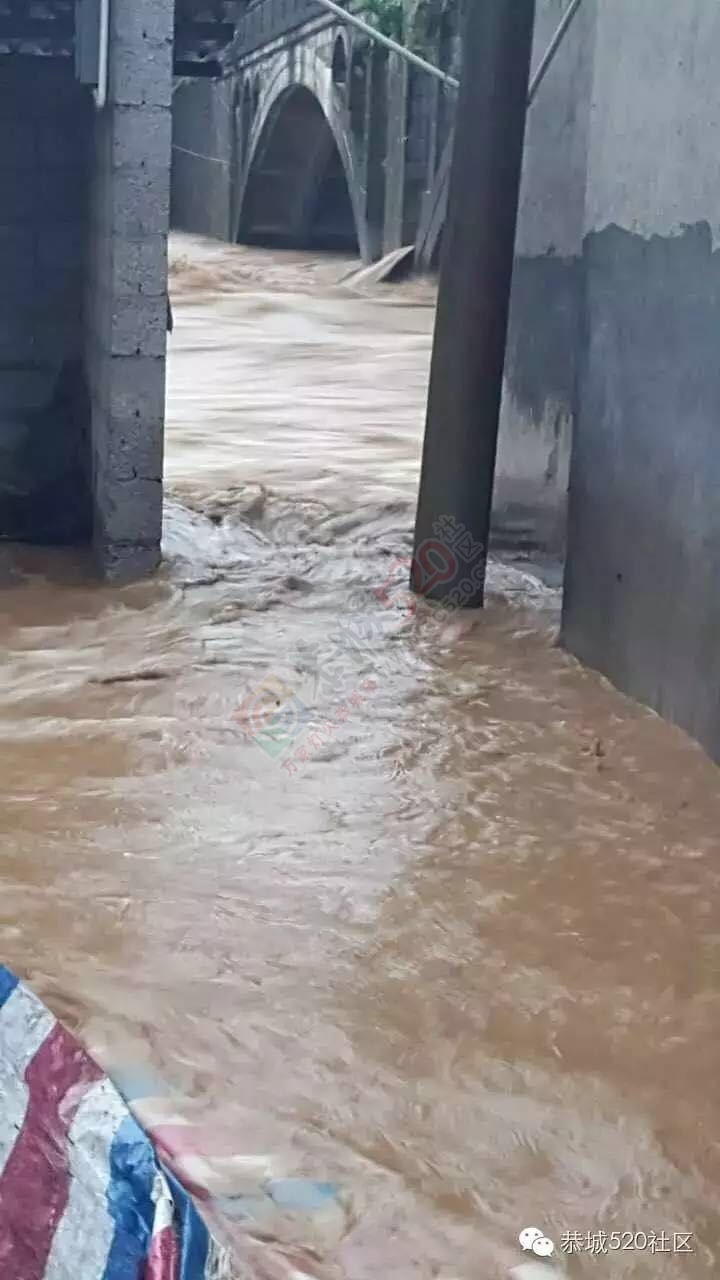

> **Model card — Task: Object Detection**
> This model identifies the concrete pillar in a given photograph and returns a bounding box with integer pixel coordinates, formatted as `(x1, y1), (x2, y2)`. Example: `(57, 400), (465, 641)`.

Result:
(364, 45), (388, 262)
(85, 0), (174, 580)
(412, 0), (536, 606)
(382, 51), (408, 254)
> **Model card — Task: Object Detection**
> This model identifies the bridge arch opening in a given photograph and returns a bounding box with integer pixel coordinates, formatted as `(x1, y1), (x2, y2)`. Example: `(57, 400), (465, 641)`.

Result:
(237, 86), (359, 253)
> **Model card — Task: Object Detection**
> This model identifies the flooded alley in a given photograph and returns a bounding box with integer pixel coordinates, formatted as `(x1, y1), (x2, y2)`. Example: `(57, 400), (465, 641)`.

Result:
(1, 235), (719, 1278)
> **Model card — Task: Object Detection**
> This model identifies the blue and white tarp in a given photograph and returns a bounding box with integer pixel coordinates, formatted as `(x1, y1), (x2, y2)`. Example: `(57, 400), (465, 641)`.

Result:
(0, 965), (353, 1280)
(0, 965), (232, 1279)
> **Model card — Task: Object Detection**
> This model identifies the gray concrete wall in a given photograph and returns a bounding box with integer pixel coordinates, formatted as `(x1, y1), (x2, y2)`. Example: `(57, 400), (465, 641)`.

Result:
(0, 60), (92, 544)
(561, 0), (720, 759)
(492, 0), (596, 552)
(171, 78), (234, 240)
(85, 0), (174, 579)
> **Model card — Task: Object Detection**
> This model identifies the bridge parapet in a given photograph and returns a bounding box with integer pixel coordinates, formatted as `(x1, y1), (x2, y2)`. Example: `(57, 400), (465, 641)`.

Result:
(230, 0), (325, 58)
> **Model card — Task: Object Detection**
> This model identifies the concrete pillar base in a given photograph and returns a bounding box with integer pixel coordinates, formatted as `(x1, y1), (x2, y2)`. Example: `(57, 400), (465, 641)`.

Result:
(96, 540), (163, 583)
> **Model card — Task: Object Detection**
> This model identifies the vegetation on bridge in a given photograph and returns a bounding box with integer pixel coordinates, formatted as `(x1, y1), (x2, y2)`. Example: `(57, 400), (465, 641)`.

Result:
(361, 0), (459, 63)
(361, 0), (404, 41)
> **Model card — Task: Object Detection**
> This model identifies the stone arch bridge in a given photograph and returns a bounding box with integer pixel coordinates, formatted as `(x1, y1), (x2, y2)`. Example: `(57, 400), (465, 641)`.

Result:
(171, 0), (591, 560)
(172, 0), (462, 266)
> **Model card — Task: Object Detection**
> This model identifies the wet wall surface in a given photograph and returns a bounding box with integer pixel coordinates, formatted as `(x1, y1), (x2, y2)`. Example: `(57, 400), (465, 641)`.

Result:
(563, 222), (720, 758)
(561, 0), (720, 759)
(0, 60), (91, 544)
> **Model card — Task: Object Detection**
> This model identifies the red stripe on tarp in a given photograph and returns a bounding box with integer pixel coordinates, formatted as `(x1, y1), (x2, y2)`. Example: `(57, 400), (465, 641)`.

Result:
(0, 1023), (103, 1280)
(144, 1225), (178, 1280)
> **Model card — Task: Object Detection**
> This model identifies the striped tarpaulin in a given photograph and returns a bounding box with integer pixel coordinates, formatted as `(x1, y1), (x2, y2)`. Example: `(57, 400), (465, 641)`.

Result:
(0, 966), (232, 1280)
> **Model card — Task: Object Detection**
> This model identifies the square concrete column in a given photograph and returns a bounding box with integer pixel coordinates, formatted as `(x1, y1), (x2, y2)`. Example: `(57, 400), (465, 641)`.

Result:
(85, 0), (174, 580)
(382, 51), (408, 256)
(561, 0), (720, 759)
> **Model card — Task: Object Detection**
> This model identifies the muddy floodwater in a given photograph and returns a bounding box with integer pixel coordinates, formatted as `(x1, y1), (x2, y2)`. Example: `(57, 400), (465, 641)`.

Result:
(2, 235), (720, 1278)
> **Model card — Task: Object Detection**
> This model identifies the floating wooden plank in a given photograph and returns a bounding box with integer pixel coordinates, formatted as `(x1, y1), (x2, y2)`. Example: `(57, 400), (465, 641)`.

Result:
(341, 244), (415, 288)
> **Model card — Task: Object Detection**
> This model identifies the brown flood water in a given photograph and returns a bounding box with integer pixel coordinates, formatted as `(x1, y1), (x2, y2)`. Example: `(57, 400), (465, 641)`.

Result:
(2, 234), (720, 1278)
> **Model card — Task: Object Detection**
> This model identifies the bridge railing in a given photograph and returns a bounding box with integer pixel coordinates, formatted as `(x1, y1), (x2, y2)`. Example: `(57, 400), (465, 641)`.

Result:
(230, 0), (333, 60)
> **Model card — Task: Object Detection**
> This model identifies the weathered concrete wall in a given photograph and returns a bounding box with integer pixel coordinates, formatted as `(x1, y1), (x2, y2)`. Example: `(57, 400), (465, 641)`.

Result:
(172, 78), (234, 241)
(0, 60), (92, 544)
(561, 0), (720, 759)
(85, 0), (173, 579)
(492, 0), (596, 552)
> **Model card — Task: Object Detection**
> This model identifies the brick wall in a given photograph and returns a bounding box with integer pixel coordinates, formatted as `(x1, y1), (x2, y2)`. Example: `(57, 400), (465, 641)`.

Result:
(0, 4), (172, 571)
(85, 0), (174, 578)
